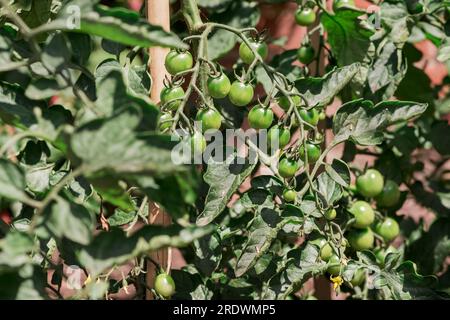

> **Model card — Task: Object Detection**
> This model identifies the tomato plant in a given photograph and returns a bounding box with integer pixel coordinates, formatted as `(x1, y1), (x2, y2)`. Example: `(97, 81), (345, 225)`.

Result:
(0, 0), (449, 302)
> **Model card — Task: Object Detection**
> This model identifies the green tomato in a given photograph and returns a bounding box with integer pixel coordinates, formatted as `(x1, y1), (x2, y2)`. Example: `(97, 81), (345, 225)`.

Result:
(325, 208), (337, 221)
(229, 81), (254, 107)
(160, 86), (185, 111)
(283, 189), (297, 203)
(278, 157), (300, 178)
(278, 91), (301, 111)
(165, 50), (193, 75)
(248, 105), (274, 129)
(196, 108), (222, 132)
(295, 7), (316, 26)
(350, 268), (365, 287)
(297, 45), (315, 65)
(299, 143), (321, 164)
(310, 237), (332, 261)
(239, 41), (269, 64)
(207, 73), (231, 99)
(356, 169), (384, 198)
(375, 180), (400, 207)
(375, 217), (400, 242)
(327, 254), (341, 276)
(268, 125), (291, 149)
(154, 273), (176, 298)
(349, 201), (374, 229)
(299, 108), (320, 126)
(348, 227), (374, 251)
(320, 242), (333, 262)
(333, 0), (355, 11)
(158, 113), (173, 132)
(190, 131), (207, 154)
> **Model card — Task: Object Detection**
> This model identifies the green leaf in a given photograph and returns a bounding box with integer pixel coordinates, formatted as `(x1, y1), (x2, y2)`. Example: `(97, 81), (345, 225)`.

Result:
(430, 121), (450, 156)
(77, 224), (214, 276)
(41, 32), (71, 73)
(0, 159), (29, 203)
(0, 231), (36, 267)
(70, 108), (185, 176)
(25, 78), (66, 100)
(234, 209), (284, 277)
(194, 232), (222, 276)
(325, 158), (351, 188)
(56, 4), (187, 49)
(108, 208), (137, 227)
(197, 152), (257, 226)
(0, 265), (46, 300)
(333, 99), (428, 145)
(94, 62), (158, 126)
(406, 218), (450, 274)
(24, 163), (54, 194)
(367, 42), (407, 100)
(321, 8), (374, 66)
(39, 198), (95, 245)
(315, 172), (343, 208)
(383, 262), (442, 299)
(295, 63), (360, 107)
(438, 38), (450, 62)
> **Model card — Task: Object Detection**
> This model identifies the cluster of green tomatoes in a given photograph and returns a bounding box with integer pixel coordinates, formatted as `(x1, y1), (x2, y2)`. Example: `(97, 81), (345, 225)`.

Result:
(158, 31), (327, 161)
(310, 168), (402, 288)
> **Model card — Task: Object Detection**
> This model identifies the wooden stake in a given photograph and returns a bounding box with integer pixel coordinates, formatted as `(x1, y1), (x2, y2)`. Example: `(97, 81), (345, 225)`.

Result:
(146, 0), (172, 300)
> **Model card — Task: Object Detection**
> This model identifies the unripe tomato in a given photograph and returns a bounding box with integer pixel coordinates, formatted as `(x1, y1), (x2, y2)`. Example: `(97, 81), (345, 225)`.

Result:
(158, 113), (173, 132)
(160, 86), (185, 111)
(196, 108), (222, 132)
(327, 254), (341, 276)
(239, 40), (268, 64)
(375, 217), (399, 242)
(348, 227), (374, 251)
(190, 131), (206, 154)
(350, 268), (365, 287)
(299, 143), (321, 163)
(295, 7), (316, 26)
(375, 180), (400, 207)
(356, 169), (384, 198)
(207, 73), (231, 99)
(310, 237), (332, 261)
(268, 125), (291, 149)
(248, 105), (273, 130)
(349, 201), (374, 229)
(297, 45), (315, 65)
(278, 157), (300, 178)
(283, 189), (297, 203)
(299, 108), (320, 126)
(333, 0), (355, 11)
(278, 91), (301, 111)
(325, 208), (337, 221)
(165, 50), (193, 75)
(320, 242), (333, 261)
(154, 273), (176, 298)
(229, 81), (254, 107)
